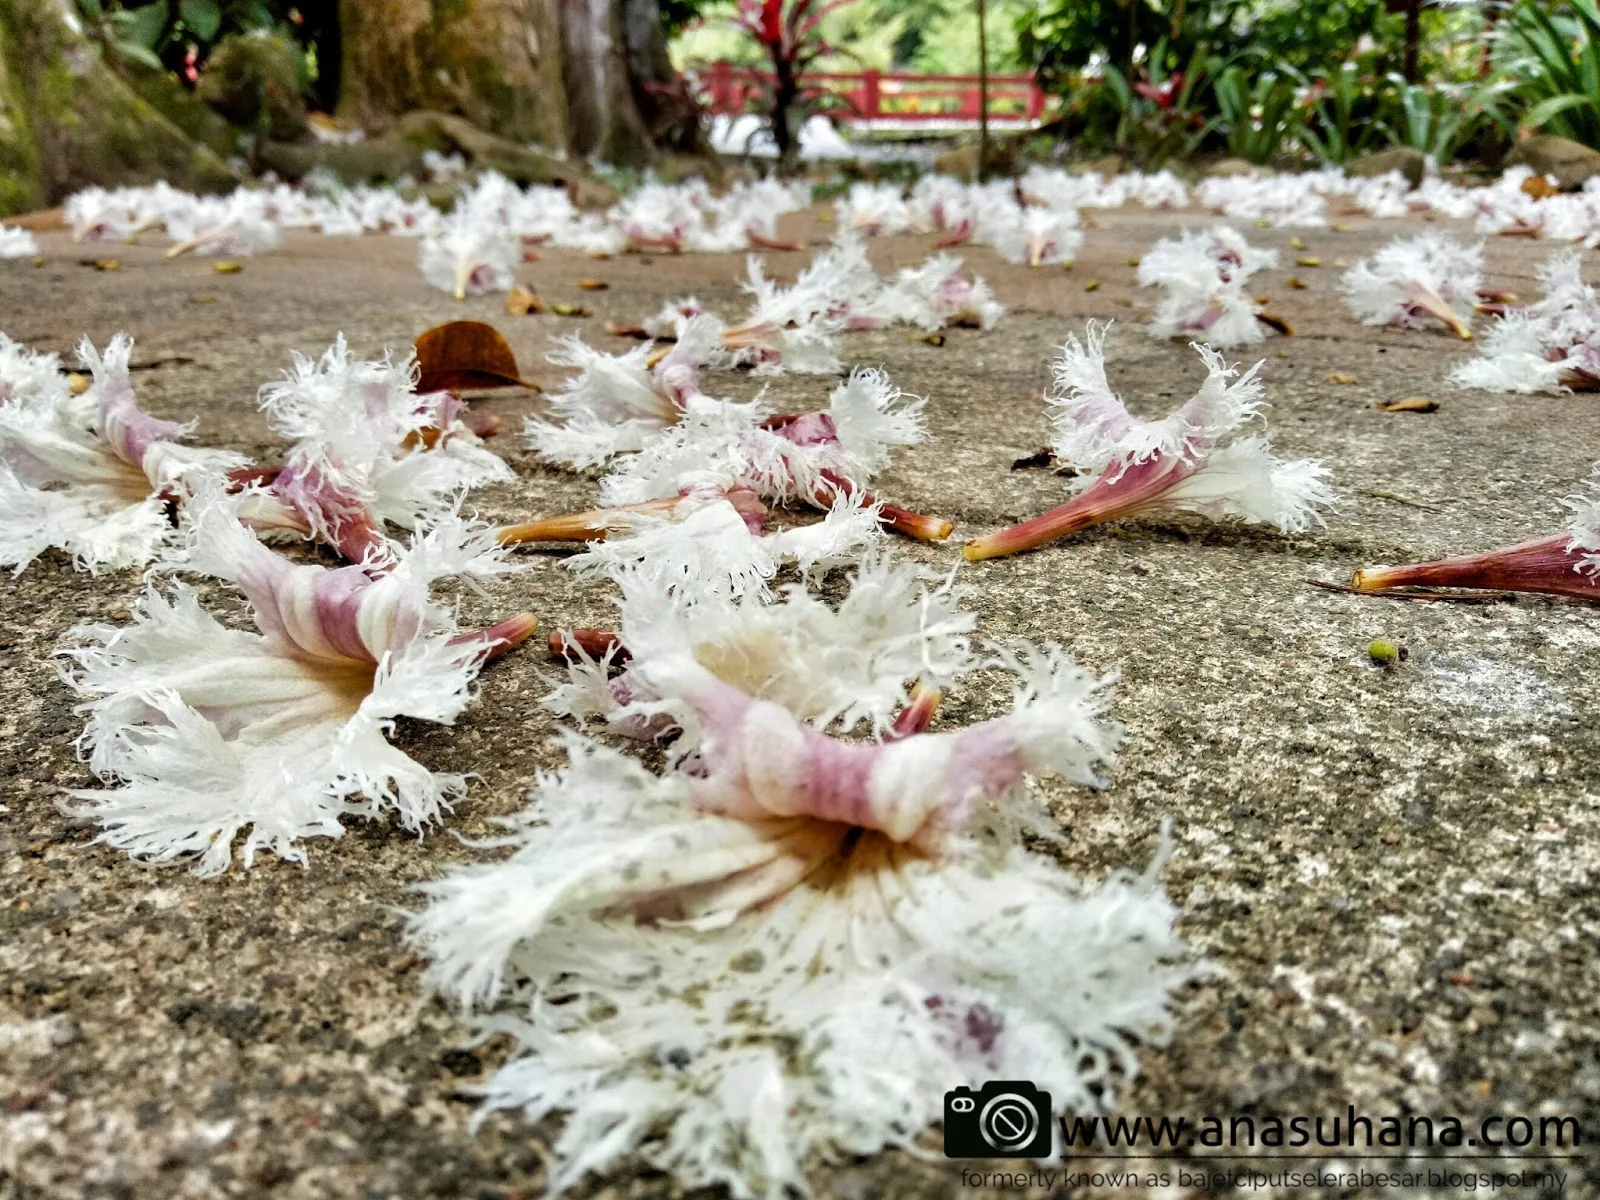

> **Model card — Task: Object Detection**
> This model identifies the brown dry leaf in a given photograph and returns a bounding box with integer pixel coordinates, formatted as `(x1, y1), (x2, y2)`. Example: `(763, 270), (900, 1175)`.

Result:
(578, 279), (610, 291)
(1522, 173), (1560, 199)
(505, 286), (546, 316)
(1296, 256), (1322, 267)
(1256, 312), (1294, 336)
(521, 248), (542, 263)
(66, 373), (90, 396)
(1287, 276), (1307, 289)
(1378, 397), (1439, 413)
(212, 261), (243, 275)
(414, 320), (540, 394)
(1327, 372), (1358, 385)
(920, 333), (946, 346)
(551, 302), (591, 317)
(1083, 280), (1101, 292)
(82, 258), (121, 271)
(1254, 293), (1271, 304)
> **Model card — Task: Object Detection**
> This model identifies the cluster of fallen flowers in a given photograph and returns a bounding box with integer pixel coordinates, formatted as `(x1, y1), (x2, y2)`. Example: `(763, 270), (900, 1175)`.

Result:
(0, 313), (1204, 1197)
(58, 174), (814, 298)
(0, 327), (539, 870)
(1138, 225), (1282, 347)
(598, 232), (1004, 375)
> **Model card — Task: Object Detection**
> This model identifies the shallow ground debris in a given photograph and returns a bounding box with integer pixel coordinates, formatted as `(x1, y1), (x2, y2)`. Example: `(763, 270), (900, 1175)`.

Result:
(3, 205), (1599, 1199)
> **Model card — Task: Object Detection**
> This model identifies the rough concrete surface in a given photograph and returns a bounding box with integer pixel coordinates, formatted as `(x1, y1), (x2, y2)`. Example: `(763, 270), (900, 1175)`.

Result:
(1, 201), (1597, 1200)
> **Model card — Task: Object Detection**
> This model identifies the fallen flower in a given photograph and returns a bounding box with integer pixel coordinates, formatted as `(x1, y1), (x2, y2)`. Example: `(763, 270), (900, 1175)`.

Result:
(505, 484), (882, 603)
(0, 333), (246, 574)
(1138, 226), (1281, 348)
(597, 368), (954, 542)
(0, 226), (37, 259)
(59, 490), (536, 875)
(1342, 233), (1481, 340)
(963, 322), (1333, 561)
(420, 214), (520, 300)
(874, 254), (1005, 332)
(249, 335), (515, 563)
(409, 559), (1192, 1198)
(1451, 251), (1600, 394)
(165, 192), (281, 258)
(523, 316), (723, 470)
(1349, 463), (1600, 603)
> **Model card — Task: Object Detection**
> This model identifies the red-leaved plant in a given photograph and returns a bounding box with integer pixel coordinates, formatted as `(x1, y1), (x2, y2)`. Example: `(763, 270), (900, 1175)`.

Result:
(734, 0), (855, 173)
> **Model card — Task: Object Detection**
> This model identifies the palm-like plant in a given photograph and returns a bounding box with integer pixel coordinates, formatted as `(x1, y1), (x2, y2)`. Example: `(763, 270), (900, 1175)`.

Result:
(1505, 0), (1600, 148)
(733, 0), (856, 173)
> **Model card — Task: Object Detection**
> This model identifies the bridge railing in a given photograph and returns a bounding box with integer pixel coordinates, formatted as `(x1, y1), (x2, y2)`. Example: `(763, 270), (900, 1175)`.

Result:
(694, 60), (1054, 125)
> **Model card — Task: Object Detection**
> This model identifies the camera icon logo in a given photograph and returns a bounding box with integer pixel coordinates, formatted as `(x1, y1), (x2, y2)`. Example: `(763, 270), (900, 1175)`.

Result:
(943, 1081), (1053, 1159)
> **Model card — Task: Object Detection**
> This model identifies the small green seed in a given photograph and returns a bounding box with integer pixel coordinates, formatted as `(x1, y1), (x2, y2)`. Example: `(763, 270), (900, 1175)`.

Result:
(1369, 640), (1402, 666)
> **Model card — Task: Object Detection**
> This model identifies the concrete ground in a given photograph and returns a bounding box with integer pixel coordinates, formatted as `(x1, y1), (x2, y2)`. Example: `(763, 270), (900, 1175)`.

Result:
(1, 198), (1597, 1200)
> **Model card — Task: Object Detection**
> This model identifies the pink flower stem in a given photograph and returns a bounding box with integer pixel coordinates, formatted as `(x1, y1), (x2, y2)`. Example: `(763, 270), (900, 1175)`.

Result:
(549, 627), (629, 663)
(449, 611), (541, 663)
(886, 682), (942, 740)
(813, 468), (954, 543)
(963, 455), (1189, 561)
(1351, 532), (1600, 602)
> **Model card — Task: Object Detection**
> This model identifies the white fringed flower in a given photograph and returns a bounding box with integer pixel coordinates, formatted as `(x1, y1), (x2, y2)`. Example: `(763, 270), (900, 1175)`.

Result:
(1138, 227), (1279, 347)
(66, 183), (189, 242)
(419, 213), (521, 299)
(984, 203), (1082, 267)
(524, 316), (724, 470)
(1194, 173), (1327, 227)
(0, 334), (245, 574)
(833, 181), (916, 235)
(1341, 233), (1481, 339)
(164, 190), (281, 257)
(566, 488), (884, 603)
(964, 321), (1333, 559)
(1451, 250), (1600, 394)
(0, 226), (37, 259)
(254, 335), (515, 561)
(598, 368), (927, 510)
(875, 254), (1005, 331)
(59, 491), (535, 876)
(411, 563), (1193, 1198)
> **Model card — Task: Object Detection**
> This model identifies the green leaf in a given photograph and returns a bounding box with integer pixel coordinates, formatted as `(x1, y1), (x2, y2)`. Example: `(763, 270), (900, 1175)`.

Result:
(113, 37), (166, 70)
(180, 0), (223, 41)
(120, 2), (171, 49)
(1519, 91), (1597, 134)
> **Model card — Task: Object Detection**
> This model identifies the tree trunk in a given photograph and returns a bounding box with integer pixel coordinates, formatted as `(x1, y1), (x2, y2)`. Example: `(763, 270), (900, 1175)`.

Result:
(336, 0), (686, 165)
(0, 0), (236, 217)
(335, 0), (566, 149)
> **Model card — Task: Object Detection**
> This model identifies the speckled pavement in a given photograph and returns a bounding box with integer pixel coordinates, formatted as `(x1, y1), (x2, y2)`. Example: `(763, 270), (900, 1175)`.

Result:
(2, 197), (1597, 1200)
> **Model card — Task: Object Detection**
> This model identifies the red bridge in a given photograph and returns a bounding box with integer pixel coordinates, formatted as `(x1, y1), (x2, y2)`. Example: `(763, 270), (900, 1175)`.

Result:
(696, 60), (1053, 127)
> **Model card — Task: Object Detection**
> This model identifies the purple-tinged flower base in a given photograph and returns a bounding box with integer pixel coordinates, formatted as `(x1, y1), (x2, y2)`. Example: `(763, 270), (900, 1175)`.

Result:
(1352, 532), (1600, 602)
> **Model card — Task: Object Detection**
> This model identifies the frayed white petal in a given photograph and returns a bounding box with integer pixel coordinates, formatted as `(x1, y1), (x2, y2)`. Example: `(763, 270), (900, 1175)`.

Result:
(1150, 437), (1334, 532)
(410, 734), (1193, 1200)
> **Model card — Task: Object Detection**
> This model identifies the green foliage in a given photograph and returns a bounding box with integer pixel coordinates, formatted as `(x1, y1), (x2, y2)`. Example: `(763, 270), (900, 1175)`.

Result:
(1298, 63), (1387, 164)
(75, 1), (306, 78)
(1504, 0), (1600, 148)
(1378, 76), (1514, 163)
(1204, 65), (1305, 163)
